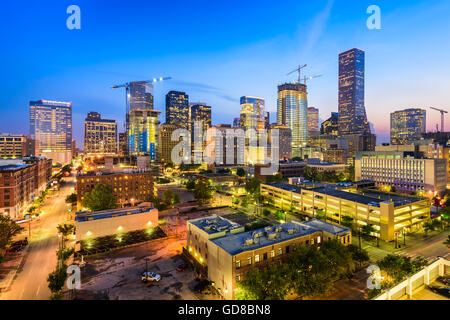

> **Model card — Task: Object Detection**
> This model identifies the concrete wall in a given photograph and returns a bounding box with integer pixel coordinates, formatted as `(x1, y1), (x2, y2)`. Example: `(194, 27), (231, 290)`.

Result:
(75, 209), (158, 241)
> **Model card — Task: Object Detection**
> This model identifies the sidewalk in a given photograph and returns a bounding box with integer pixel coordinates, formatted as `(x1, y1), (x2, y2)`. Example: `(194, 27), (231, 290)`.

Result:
(0, 246), (30, 296)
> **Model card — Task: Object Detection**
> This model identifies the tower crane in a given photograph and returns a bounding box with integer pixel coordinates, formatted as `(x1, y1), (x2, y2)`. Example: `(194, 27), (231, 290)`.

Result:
(300, 74), (323, 85)
(287, 64), (307, 83)
(429, 107), (448, 132)
(112, 77), (172, 114)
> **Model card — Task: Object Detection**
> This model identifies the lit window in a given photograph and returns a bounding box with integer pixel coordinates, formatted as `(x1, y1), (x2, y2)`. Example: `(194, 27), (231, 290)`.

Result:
(247, 257), (252, 265)
(255, 255), (260, 263)
(236, 260), (241, 269)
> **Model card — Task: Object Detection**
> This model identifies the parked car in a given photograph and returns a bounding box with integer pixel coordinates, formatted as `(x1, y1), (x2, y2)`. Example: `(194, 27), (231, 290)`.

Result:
(429, 286), (450, 298)
(176, 263), (187, 272)
(437, 276), (450, 286)
(141, 272), (161, 282)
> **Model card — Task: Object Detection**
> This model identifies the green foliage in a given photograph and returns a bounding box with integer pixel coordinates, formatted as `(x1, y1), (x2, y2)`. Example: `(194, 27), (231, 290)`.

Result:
(146, 195), (168, 211)
(186, 180), (196, 191)
(315, 209), (326, 221)
(275, 210), (285, 221)
(232, 197), (240, 205)
(368, 288), (382, 299)
(193, 180), (215, 205)
(240, 198), (248, 208)
(157, 177), (172, 184)
(65, 193), (77, 205)
(57, 247), (75, 262)
(57, 224), (75, 240)
(361, 224), (376, 237)
(347, 244), (369, 266)
(0, 216), (24, 249)
(377, 254), (428, 286)
(245, 178), (261, 198)
(47, 264), (68, 294)
(265, 173), (285, 184)
(341, 216), (354, 229)
(262, 209), (271, 217)
(82, 183), (117, 212)
(162, 190), (180, 207)
(444, 235), (450, 246)
(236, 168), (246, 177)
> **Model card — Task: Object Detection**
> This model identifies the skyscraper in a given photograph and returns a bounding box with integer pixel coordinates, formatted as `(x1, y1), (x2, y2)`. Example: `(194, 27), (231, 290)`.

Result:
(239, 96), (265, 130)
(129, 81), (154, 111)
(166, 91), (189, 129)
(29, 100), (72, 164)
(84, 112), (118, 156)
(390, 108), (426, 145)
(307, 107), (320, 137)
(338, 48), (369, 136)
(321, 112), (339, 136)
(159, 124), (178, 164)
(277, 83), (308, 157)
(190, 103), (212, 163)
(128, 109), (160, 162)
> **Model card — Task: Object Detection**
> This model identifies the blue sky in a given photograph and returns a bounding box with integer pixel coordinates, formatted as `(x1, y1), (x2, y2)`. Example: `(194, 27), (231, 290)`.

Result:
(1, 0), (449, 146)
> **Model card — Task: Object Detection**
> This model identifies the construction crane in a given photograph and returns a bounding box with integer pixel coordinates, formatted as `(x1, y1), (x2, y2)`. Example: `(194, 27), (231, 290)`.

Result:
(287, 64), (307, 83)
(300, 74), (323, 85)
(430, 107), (448, 132)
(112, 77), (172, 114)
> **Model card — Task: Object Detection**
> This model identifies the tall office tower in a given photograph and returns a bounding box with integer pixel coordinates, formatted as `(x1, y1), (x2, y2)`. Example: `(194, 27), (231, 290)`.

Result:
(128, 109), (160, 162)
(84, 112), (118, 156)
(338, 48), (369, 135)
(129, 81), (154, 111)
(190, 103), (212, 163)
(0, 134), (28, 159)
(269, 124), (292, 160)
(233, 118), (240, 128)
(321, 112), (339, 136)
(118, 132), (128, 156)
(390, 108), (426, 145)
(166, 91), (189, 129)
(29, 100), (72, 164)
(264, 112), (270, 129)
(307, 107), (320, 137)
(159, 124), (178, 164)
(277, 83), (308, 157)
(239, 96), (265, 130)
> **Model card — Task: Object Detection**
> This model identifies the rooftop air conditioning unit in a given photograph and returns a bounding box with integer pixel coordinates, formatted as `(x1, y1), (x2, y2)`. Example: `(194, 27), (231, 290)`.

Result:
(287, 228), (296, 235)
(266, 232), (277, 240)
(244, 238), (254, 246)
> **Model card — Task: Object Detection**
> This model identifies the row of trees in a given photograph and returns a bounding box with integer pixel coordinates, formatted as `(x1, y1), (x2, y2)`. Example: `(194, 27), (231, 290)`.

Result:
(0, 216), (24, 263)
(235, 240), (369, 300)
(303, 166), (354, 183)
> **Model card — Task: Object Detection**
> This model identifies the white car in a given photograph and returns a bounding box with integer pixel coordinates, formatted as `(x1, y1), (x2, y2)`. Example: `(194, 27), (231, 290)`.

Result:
(141, 272), (161, 282)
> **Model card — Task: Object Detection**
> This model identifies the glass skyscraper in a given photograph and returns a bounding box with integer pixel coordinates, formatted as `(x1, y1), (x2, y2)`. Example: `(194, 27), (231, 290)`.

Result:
(190, 103), (212, 163)
(390, 108), (426, 145)
(338, 48), (369, 135)
(239, 96), (265, 130)
(29, 100), (72, 163)
(129, 81), (154, 111)
(128, 109), (160, 161)
(166, 91), (189, 129)
(277, 83), (308, 156)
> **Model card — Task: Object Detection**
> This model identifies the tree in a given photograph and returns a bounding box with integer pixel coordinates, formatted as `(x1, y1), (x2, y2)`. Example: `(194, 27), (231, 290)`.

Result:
(0, 216), (24, 251)
(265, 173), (284, 184)
(47, 264), (68, 294)
(341, 216), (354, 229)
(57, 224), (75, 243)
(377, 254), (428, 285)
(162, 190), (180, 207)
(241, 198), (249, 208)
(186, 180), (196, 191)
(347, 244), (369, 268)
(444, 235), (450, 247)
(82, 183), (117, 212)
(232, 197), (240, 205)
(423, 220), (435, 234)
(361, 224), (376, 237)
(431, 218), (444, 230)
(193, 180), (214, 205)
(347, 165), (355, 182)
(236, 168), (246, 177)
(65, 193), (77, 206)
(315, 209), (326, 221)
(440, 207), (450, 226)
(245, 178), (261, 198)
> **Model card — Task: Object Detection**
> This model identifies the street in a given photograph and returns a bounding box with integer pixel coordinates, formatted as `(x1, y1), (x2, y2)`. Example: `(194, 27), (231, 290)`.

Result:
(0, 176), (74, 300)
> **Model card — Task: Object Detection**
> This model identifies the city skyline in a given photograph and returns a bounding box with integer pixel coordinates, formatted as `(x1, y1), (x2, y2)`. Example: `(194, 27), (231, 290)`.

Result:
(1, 1), (450, 146)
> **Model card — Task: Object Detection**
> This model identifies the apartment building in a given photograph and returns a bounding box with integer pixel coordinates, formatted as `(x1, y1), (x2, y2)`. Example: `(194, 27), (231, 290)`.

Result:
(186, 215), (351, 300)
(260, 182), (430, 242)
(76, 171), (154, 209)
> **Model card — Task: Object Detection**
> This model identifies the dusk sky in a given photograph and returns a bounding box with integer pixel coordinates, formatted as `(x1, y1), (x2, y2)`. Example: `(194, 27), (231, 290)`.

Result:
(1, 0), (449, 146)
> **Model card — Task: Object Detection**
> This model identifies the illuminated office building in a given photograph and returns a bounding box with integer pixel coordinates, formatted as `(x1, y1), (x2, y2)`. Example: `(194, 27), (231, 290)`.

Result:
(277, 83), (308, 157)
(321, 112), (339, 136)
(338, 48), (370, 135)
(307, 107), (320, 137)
(0, 134), (28, 159)
(118, 132), (128, 156)
(239, 96), (265, 131)
(390, 108), (426, 145)
(29, 100), (72, 164)
(268, 124), (292, 160)
(159, 124), (178, 164)
(190, 103), (212, 163)
(166, 91), (189, 129)
(84, 112), (118, 156)
(128, 109), (160, 162)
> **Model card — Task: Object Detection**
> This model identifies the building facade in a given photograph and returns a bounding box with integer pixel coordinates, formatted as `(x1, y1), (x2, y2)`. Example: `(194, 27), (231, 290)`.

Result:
(0, 134), (28, 159)
(321, 112), (339, 136)
(127, 109), (160, 162)
(390, 108), (426, 145)
(76, 171), (154, 209)
(307, 107), (320, 138)
(190, 103), (212, 163)
(355, 151), (447, 195)
(84, 112), (118, 156)
(129, 81), (154, 111)
(166, 91), (189, 129)
(269, 124), (292, 161)
(338, 48), (369, 136)
(277, 83), (308, 156)
(239, 96), (265, 131)
(29, 100), (72, 164)
(159, 124), (178, 164)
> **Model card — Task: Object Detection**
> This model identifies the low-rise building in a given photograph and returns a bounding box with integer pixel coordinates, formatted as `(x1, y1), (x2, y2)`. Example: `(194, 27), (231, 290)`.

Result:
(76, 170), (154, 209)
(355, 151), (447, 195)
(260, 182), (430, 242)
(197, 173), (239, 186)
(186, 215), (351, 300)
(306, 161), (349, 173)
(278, 161), (307, 178)
(75, 206), (158, 241)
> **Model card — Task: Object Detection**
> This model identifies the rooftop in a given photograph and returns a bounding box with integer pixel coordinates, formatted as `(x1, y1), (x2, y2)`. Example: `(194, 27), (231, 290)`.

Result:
(0, 163), (31, 172)
(263, 182), (423, 207)
(75, 206), (156, 222)
(211, 220), (345, 255)
(189, 215), (242, 235)
(77, 170), (152, 178)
